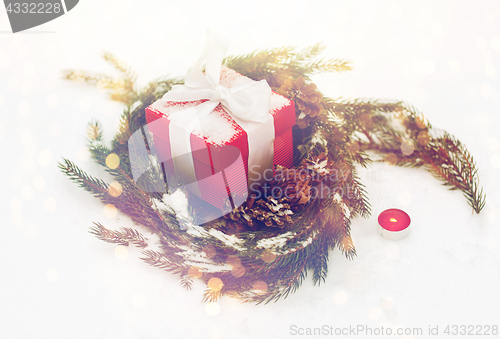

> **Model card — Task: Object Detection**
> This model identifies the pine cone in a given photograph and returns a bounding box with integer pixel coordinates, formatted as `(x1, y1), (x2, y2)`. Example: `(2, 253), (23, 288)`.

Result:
(223, 153), (334, 229)
(224, 195), (293, 228)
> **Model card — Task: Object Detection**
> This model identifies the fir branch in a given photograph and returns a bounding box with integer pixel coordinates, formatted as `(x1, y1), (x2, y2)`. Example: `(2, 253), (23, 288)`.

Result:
(140, 249), (187, 274)
(202, 288), (223, 303)
(418, 133), (486, 213)
(58, 158), (110, 199)
(180, 274), (193, 290)
(89, 222), (149, 248)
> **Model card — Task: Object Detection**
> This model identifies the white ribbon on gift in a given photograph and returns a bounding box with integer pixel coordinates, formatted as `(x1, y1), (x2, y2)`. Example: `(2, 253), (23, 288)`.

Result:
(162, 30), (275, 196)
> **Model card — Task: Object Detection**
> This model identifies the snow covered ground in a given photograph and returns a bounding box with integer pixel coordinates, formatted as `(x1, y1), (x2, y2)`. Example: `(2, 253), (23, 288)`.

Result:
(1, 1), (499, 338)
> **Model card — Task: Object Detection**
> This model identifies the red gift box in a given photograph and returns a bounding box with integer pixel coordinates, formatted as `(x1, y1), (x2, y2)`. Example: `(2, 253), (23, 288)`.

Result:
(145, 67), (295, 209)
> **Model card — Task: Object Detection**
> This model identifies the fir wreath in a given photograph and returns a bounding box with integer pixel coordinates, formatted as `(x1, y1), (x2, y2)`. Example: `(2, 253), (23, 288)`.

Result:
(60, 44), (485, 304)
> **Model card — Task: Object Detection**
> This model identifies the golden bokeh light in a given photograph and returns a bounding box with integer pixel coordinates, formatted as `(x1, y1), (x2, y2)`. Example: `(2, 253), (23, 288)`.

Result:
(381, 297), (395, 311)
(38, 149), (53, 167)
(21, 130), (33, 145)
(385, 152), (398, 165)
(368, 306), (383, 320)
(417, 130), (431, 146)
(203, 244), (216, 259)
(333, 291), (348, 305)
(108, 182), (123, 197)
(188, 266), (203, 279)
(79, 96), (93, 111)
(104, 204), (118, 218)
(207, 277), (223, 292)
(400, 140), (415, 156)
(252, 281), (268, 294)
(106, 153), (120, 169)
(33, 176), (45, 191)
(226, 256), (241, 268)
(10, 198), (22, 213)
(11, 213), (23, 226)
(115, 245), (128, 260)
(21, 185), (33, 200)
(389, 218), (397, 222)
(230, 265), (245, 278)
(261, 250), (276, 263)
(205, 302), (221, 316)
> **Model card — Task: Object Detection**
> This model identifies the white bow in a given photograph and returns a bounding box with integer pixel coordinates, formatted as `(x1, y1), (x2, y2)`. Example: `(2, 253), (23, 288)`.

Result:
(162, 30), (272, 123)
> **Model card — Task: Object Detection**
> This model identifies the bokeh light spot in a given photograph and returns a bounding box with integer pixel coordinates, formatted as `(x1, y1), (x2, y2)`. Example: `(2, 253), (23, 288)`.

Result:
(33, 176), (45, 191)
(106, 153), (120, 169)
(334, 291), (349, 305)
(368, 306), (383, 320)
(252, 281), (268, 294)
(205, 302), (221, 316)
(417, 130), (431, 146)
(50, 122), (61, 137)
(230, 265), (245, 278)
(79, 96), (93, 111)
(10, 198), (22, 213)
(491, 153), (500, 169)
(11, 173), (22, 187)
(104, 204), (118, 218)
(385, 152), (398, 165)
(18, 101), (30, 116)
(491, 37), (500, 51)
(76, 146), (91, 162)
(46, 268), (59, 282)
(21, 80), (33, 96)
(38, 149), (53, 167)
(381, 297), (395, 310)
(115, 245), (129, 260)
(203, 244), (216, 259)
(108, 182), (123, 197)
(188, 266), (203, 279)
(24, 61), (35, 78)
(21, 185), (34, 200)
(46, 93), (59, 108)
(207, 277), (223, 292)
(415, 115), (428, 129)
(481, 84), (492, 98)
(21, 130), (33, 145)
(484, 63), (497, 79)
(11, 213), (23, 226)
(261, 250), (276, 263)
(401, 140), (415, 156)
(44, 197), (57, 212)
(226, 256), (241, 268)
